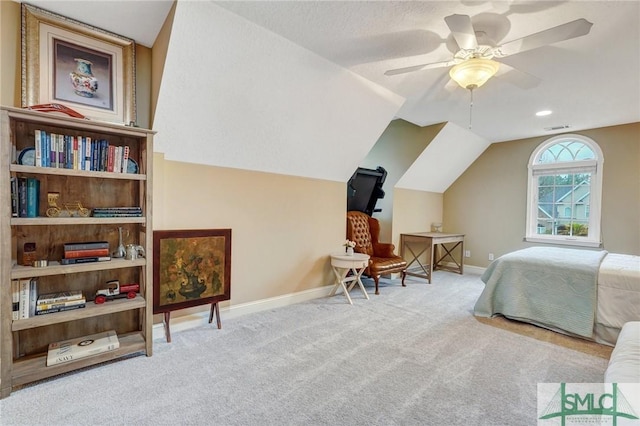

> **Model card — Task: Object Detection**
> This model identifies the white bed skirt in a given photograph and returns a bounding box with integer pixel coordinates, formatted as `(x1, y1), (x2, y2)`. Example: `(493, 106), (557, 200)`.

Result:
(595, 253), (640, 345)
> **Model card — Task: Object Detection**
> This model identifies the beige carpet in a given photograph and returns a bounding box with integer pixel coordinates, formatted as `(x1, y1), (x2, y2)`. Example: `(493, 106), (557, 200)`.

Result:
(474, 315), (613, 359)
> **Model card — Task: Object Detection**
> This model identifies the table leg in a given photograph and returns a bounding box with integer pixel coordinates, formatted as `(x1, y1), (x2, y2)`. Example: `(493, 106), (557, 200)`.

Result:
(427, 242), (434, 284)
(353, 268), (369, 300)
(404, 244), (429, 276)
(163, 311), (171, 343)
(330, 266), (353, 304)
(434, 241), (463, 274)
(460, 240), (464, 275)
(209, 302), (222, 329)
(345, 268), (369, 300)
(402, 240), (433, 283)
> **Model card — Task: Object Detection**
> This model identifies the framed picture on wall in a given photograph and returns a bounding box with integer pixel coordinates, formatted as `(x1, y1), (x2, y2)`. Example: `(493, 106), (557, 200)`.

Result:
(153, 229), (232, 314)
(21, 4), (136, 125)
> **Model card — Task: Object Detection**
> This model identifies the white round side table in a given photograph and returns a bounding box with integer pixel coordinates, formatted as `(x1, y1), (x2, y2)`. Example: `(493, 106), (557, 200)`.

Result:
(329, 252), (370, 304)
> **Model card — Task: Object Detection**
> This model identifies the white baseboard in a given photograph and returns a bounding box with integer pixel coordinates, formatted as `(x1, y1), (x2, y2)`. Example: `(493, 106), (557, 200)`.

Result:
(152, 265), (487, 340)
(463, 264), (486, 275)
(436, 261), (485, 276)
(153, 284), (335, 340)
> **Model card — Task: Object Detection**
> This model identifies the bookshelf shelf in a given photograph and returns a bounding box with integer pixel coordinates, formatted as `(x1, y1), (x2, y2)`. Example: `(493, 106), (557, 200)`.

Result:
(10, 164), (147, 180)
(11, 333), (146, 388)
(10, 258), (147, 279)
(11, 295), (147, 331)
(0, 106), (154, 397)
(11, 216), (146, 226)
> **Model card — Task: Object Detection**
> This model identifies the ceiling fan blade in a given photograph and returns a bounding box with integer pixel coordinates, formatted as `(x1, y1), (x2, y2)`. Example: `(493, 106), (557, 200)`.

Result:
(384, 59), (456, 76)
(444, 14), (478, 50)
(495, 63), (541, 89)
(496, 18), (593, 57)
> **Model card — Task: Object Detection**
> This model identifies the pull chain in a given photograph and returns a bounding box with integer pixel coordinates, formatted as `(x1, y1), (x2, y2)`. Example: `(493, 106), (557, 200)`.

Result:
(468, 87), (474, 129)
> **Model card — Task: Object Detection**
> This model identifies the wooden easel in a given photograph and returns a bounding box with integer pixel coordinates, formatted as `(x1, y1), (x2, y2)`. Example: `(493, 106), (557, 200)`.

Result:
(163, 302), (221, 343)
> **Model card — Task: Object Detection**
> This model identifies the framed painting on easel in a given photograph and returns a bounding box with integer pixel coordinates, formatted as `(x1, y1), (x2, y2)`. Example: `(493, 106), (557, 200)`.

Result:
(153, 229), (232, 342)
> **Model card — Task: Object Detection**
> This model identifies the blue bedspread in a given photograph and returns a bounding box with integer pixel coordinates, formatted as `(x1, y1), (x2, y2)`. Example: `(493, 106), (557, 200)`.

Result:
(474, 247), (608, 338)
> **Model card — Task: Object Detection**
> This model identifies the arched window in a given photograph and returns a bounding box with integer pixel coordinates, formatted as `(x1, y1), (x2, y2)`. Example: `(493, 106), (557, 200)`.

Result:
(526, 134), (603, 247)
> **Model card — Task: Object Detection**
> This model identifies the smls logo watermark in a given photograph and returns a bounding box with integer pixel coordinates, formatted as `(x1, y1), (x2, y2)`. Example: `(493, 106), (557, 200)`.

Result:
(538, 383), (640, 426)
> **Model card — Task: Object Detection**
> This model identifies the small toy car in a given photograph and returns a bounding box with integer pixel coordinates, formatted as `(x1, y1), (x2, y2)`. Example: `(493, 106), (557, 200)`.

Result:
(94, 280), (140, 304)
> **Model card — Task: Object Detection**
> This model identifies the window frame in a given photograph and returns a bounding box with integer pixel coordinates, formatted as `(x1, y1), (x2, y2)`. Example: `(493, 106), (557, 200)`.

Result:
(525, 134), (604, 247)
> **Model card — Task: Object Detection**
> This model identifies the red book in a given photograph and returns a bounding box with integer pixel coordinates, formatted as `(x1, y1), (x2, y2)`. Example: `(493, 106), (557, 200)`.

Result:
(64, 248), (110, 258)
(107, 145), (116, 172)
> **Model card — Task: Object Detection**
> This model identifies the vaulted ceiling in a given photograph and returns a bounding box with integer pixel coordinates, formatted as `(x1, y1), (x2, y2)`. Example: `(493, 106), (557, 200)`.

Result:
(20, 1), (640, 190)
(214, 1), (640, 142)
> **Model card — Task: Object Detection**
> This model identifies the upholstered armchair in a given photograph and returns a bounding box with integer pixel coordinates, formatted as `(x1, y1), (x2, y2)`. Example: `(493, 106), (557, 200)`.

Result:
(346, 211), (407, 295)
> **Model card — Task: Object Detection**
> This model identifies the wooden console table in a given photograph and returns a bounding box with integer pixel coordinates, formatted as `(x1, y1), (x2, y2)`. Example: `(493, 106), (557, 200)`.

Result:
(400, 232), (465, 283)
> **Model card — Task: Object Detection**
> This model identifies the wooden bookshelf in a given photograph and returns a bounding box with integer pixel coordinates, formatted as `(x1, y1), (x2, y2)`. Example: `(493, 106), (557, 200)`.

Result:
(0, 106), (154, 397)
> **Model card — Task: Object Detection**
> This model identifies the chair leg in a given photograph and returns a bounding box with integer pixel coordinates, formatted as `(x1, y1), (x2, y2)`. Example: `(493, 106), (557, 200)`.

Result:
(374, 275), (380, 295)
(401, 270), (407, 287)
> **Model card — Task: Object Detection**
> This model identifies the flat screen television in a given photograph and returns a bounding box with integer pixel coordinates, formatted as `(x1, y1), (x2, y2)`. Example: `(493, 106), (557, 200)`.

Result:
(347, 166), (387, 216)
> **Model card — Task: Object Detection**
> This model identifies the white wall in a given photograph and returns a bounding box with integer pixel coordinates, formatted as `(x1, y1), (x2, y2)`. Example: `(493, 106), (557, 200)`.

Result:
(153, 1), (404, 182)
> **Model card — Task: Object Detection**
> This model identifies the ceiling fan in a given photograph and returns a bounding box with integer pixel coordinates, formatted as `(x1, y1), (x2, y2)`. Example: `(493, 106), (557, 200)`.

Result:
(385, 14), (593, 90)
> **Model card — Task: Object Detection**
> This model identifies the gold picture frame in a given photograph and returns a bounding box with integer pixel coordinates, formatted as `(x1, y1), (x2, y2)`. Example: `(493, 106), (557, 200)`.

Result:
(21, 4), (136, 125)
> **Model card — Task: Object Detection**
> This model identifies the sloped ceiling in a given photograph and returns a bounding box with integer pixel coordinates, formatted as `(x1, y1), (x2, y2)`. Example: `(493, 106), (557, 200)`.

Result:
(20, 0), (173, 48)
(395, 122), (490, 193)
(152, 1), (404, 182)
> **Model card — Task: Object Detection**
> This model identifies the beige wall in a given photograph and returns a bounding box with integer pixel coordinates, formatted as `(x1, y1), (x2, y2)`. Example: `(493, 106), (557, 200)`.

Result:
(361, 119), (445, 243)
(444, 123), (640, 267)
(153, 154), (344, 307)
(150, 1), (176, 124)
(392, 188), (444, 271)
(392, 188), (443, 242)
(1, 1), (21, 106)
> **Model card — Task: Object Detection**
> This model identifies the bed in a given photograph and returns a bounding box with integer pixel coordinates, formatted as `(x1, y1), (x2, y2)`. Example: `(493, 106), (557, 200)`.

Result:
(474, 247), (640, 346)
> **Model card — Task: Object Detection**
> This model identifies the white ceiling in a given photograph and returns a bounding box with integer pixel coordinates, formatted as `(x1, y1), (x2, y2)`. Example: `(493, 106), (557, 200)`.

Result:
(19, 0), (174, 48)
(213, 1), (640, 143)
(20, 1), (640, 190)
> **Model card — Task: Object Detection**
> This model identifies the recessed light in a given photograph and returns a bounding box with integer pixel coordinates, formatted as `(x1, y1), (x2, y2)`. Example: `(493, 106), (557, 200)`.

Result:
(536, 110), (552, 117)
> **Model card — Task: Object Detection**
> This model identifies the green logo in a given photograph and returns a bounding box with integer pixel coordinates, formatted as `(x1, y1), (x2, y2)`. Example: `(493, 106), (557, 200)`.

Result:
(539, 383), (639, 425)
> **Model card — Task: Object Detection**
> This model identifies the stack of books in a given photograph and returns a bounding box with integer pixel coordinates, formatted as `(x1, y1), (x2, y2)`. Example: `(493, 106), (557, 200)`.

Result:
(12, 278), (38, 319)
(61, 241), (111, 265)
(91, 207), (142, 218)
(46, 330), (119, 366)
(32, 129), (131, 173)
(36, 290), (86, 316)
(10, 177), (40, 217)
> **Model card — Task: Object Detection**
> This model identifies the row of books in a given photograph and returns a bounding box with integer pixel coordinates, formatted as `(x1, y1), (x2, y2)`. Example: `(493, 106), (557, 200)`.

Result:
(62, 241), (112, 265)
(92, 206), (143, 218)
(12, 279), (86, 319)
(10, 177), (40, 218)
(47, 330), (119, 367)
(32, 130), (132, 173)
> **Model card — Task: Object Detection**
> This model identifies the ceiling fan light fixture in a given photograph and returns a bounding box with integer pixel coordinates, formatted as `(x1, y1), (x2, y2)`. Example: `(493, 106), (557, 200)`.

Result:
(449, 58), (500, 90)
